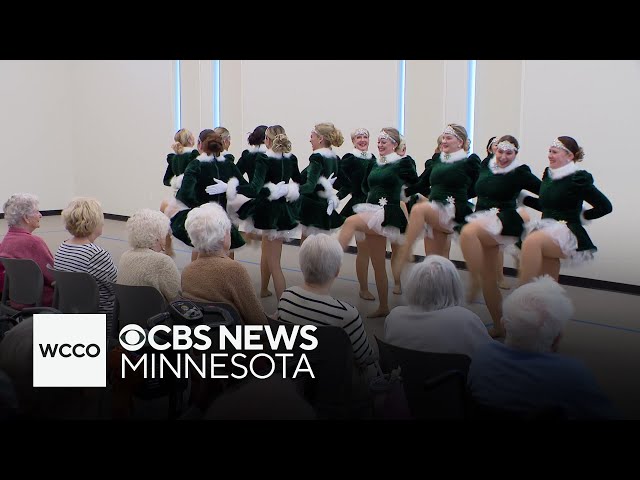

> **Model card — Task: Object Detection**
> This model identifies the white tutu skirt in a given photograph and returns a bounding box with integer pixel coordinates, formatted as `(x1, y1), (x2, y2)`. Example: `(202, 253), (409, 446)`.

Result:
(227, 194), (301, 241)
(352, 203), (404, 244)
(465, 209), (518, 248)
(163, 197), (189, 220)
(524, 218), (595, 266)
(417, 200), (456, 240)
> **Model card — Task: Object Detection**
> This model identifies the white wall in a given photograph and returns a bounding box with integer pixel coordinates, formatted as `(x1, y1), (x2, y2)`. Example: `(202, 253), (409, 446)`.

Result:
(69, 60), (175, 216)
(0, 61), (75, 211)
(517, 60), (640, 285)
(234, 60), (399, 170)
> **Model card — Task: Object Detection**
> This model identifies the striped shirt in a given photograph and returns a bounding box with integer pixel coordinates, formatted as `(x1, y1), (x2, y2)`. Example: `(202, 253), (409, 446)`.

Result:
(54, 242), (118, 333)
(277, 286), (377, 367)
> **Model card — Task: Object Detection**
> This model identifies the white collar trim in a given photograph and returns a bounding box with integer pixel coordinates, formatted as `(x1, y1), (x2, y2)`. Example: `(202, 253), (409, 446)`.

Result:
(548, 161), (579, 180)
(197, 153), (215, 162)
(352, 148), (372, 159)
(376, 152), (402, 166)
(489, 157), (521, 175)
(314, 147), (337, 158)
(180, 146), (196, 153)
(248, 144), (267, 153)
(439, 149), (467, 163)
(265, 148), (292, 159)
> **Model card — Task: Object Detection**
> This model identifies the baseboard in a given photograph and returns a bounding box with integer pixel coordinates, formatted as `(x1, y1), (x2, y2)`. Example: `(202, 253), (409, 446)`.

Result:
(104, 213), (130, 222)
(15, 212), (638, 296)
(0, 209), (62, 219)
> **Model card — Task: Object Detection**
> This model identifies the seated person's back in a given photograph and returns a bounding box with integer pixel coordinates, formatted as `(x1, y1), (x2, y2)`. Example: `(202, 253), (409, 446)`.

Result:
(277, 234), (377, 370)
(384, 256), (491, 358)
(117, 209), (181, 303)
(467, 276), (619, 419)
(0, 193), (55, 307)
(180, 202), (266, 325)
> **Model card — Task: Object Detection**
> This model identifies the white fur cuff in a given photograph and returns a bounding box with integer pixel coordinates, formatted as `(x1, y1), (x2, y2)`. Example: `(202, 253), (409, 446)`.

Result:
(227, 177), (240, 201)
(286, 182), (300, 202)
(265, 182), (280, 201)
(317, 175), (334, 199)
(170, 174), (184, 191)
(517, 190), (531, 208)
(400, 185), (410, 202)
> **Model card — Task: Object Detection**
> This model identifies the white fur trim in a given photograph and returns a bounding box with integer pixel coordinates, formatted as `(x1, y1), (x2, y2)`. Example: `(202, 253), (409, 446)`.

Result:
(351, 203), (405, 244)
(170, 174), (184, 192)
(226, 177), (240, 200)
(265, 182), (280, 201)
(352, 148), (372, 159)
(548, 162), (579, 180)
(400, 185), (410, 202)
(313, 147), (337, 158)
(214, 154), (228, 163)
(197, 153), (215, 162)
(489, 157), (521, 174)
(517, 190), (535, 208)
(524, 218), (594, 266)
(376, 152), (402, 166)
(317, 175), (335, 199)
(179, 147), (196, 153)
(265, 148), (292, 159)
(247, 144), (267, 153)
(286, 182), (300, 202)
(439, 149), (467, 164)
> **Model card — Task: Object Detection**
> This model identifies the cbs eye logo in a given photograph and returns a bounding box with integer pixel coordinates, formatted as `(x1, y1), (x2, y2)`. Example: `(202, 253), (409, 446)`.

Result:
(119, 324), (147, 351)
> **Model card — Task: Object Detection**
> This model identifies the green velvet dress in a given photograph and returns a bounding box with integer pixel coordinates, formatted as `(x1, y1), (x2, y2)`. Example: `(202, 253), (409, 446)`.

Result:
(234, 150), (303, 239)
(297, 148), (345, 233)
(468, 158), (542, 240)
(171, 153), (247, 250)
(522, 163), (612, 262)
(335, 149), (376, 217)
(352, 152), (420, 243)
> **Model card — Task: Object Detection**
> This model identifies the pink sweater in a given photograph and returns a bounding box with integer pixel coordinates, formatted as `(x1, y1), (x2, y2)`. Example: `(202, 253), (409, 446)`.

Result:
(0, 227), (55, 307)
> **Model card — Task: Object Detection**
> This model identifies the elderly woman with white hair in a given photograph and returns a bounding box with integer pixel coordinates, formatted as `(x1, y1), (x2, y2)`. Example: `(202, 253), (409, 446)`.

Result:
(468, 276), (619, 419)
(384, 255), (491, 358)
(0, 193), (55, 307)
(181, 202), (266, 325)
(277, 233), (377, 372)
(117, 208), (181, 303)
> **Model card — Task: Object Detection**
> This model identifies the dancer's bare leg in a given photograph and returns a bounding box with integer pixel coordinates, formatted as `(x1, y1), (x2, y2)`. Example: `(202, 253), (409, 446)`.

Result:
(482, 245), (505, 338)
(497, 251), (509, 289)
(459, 222), (484, 303)
(390, 242), (402, 295)
(259, 236), (273, 297)
(518, 231), (564, 285)
(355, 238), (374, 300)
(366, 234), (390, 318)
(264, 237), (285, 299)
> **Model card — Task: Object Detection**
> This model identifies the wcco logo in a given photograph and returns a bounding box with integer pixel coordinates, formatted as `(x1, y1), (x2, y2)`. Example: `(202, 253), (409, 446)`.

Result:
(33, 314), (106, 387)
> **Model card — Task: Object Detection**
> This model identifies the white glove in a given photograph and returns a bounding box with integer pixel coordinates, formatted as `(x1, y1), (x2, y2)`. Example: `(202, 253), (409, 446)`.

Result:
(326, 195), (340, 215)
(205, 178), (227, 195)
(327, 172), (337, 186)
(274, 181), (289, 199)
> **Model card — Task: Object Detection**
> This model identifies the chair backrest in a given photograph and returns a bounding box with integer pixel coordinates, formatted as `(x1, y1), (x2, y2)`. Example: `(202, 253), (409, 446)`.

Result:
(375, 335), (471, 419)
(46, 265), (99, 314)
(0, 257), (44, 310)
(268, 317), (354, 419)
(112, 283), (167, 338)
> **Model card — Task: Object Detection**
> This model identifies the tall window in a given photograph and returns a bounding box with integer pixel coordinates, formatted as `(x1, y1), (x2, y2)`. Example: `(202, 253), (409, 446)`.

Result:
(174, 60), (181, 131)
(213, 60), (221, 126)
(398, 60), (406, 134)
(466, 60), (477, 153)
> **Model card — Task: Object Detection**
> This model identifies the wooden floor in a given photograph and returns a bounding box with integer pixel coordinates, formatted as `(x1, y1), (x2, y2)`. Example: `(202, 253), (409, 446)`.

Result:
(4, 216), (640, 419)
